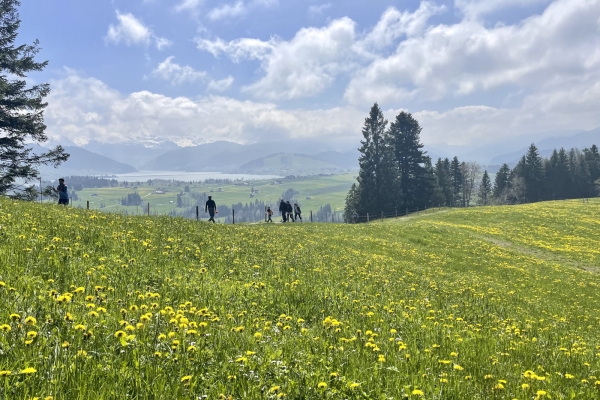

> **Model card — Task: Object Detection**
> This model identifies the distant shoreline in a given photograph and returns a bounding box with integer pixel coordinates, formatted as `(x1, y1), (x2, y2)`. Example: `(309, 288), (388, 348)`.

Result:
(99, 171), (283, 182)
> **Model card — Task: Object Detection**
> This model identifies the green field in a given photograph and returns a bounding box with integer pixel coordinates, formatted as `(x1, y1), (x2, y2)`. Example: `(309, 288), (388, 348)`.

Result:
(62, 174), (355, 217)
(1, 198), (600, 399)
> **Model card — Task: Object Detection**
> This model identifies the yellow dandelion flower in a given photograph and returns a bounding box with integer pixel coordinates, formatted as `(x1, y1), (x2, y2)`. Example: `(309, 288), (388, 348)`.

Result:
(180, 375), (192, 383)
(0, 371), (11, 376)
(412, 389), (424, 396)
(24, 316), (37, 325)
(317, 382), (327, 389)
(20, 367), (37, 374)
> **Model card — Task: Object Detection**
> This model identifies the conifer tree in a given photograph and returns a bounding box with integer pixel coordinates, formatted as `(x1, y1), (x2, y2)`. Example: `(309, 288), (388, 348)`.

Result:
(388, 111), (432, 209)
(493, 163), (511, 200)
(478, 170), (492, 205)
(523, 144), (545, 202)
(0, 0), (68, 199)
(345, 103), (397, 219)
(450, 156), (463, 206)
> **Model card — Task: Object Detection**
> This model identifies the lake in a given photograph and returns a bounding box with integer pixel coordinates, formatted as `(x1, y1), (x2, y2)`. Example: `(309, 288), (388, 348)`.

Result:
(106, 171), (283, 182)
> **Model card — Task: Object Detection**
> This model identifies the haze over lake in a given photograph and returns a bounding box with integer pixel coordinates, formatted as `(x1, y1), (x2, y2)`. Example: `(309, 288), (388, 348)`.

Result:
(107, 171), (283, 182)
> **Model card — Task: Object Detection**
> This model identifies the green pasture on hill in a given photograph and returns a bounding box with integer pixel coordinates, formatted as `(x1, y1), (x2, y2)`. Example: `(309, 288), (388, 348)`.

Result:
(62, 174), (355, 217)
(1, 198), (600, 399)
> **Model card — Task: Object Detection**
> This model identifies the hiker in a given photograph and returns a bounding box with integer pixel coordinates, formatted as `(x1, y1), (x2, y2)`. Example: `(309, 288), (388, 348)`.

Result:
(266, 207), (274, 223)
(54, 178), (69, 206)
(279, 199), (287, 222)
(286, 201), (294, 222)
(294, 203), (302, 222)
(205, 196), (217, 223)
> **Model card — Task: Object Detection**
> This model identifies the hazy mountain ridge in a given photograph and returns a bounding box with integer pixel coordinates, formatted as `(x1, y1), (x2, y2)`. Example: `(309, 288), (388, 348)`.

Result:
(236, 153), (344, 175)
(32, 145), (138, 178)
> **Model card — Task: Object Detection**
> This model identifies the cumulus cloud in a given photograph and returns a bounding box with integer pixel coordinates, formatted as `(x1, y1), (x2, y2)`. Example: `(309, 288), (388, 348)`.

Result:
(149, 57), (207, 85)
(175, 0), (204, 12)
(44, 72), (364, 146)
(198, 17), (357, 100)
(45, 66), (600, 148)
(345, 0), (600, 104)
(105, 11), (172, 50)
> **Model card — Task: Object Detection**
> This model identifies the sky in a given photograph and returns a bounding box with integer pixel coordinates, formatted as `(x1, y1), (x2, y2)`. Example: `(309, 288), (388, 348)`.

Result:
(17, 0), (600, 149)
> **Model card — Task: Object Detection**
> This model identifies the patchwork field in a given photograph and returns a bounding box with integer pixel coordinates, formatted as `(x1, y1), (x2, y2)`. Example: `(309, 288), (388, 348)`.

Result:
(1, 198), (599, 399)
(65, 174), (355, 217)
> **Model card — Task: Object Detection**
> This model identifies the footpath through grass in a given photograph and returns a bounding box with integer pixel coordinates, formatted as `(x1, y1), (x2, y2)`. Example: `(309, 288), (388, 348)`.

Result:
(1, 198), (599, 399)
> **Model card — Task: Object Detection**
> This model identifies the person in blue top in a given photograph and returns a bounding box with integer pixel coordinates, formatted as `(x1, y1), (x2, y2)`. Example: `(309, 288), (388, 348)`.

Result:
(54, 178), (69, 205)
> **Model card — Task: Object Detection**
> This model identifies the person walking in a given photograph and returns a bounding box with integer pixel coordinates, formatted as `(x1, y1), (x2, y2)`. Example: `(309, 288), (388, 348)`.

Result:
(54, 178), (69, 206)
(205, 196), (217, 223)
(279, 199), (287, 222)
(286, 201), (294, 222)
(294, 203), (302, 222)
(266, 206), (274, 223)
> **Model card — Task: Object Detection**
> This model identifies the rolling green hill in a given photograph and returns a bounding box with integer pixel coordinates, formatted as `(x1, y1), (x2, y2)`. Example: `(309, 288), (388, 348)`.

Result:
(1, 198), (599, 398)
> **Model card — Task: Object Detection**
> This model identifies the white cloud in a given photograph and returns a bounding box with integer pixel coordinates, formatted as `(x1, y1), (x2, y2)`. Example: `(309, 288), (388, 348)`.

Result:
(196, 37), (275, 62)
(198, 17), (357, 100)
(105, 11), (171, 50)
(150, 57), (207, 85)
(308, 3), (332, 17)
(357, 2), (445, 53)
(208, 76), (235, 92)
(345, 0), (600, 104)
(206, 0), (278, 21)
(208, 1), (246, 20)
(45, 72), (364, 146)
(45, 67), (600, 148)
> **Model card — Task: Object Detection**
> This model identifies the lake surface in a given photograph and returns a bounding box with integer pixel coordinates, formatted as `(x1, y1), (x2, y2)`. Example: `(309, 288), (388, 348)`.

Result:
(106, 171), (282, 182)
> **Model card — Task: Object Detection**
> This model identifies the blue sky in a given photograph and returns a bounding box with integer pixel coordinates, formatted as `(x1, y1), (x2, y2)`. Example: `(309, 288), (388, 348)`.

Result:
(17, 0), (600, 148)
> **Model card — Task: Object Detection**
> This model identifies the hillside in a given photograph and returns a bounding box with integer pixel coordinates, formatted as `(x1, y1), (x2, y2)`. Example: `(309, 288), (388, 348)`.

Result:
(34, 145), (138, 177)
(236, 153), (342, 174)
(1, 199), (600, 398)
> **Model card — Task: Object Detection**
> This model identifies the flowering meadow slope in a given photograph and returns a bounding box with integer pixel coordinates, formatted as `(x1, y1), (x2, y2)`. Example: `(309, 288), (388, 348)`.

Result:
(1, 198), (599, 399)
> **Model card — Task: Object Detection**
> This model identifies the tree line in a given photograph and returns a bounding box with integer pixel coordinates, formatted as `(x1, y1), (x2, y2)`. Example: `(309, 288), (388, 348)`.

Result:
(345, 103), (600, 222)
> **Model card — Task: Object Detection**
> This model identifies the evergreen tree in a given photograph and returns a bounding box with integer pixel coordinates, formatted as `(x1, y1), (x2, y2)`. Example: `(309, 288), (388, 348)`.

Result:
(347, 103), (397, 218)
(523, 144), (545, 202)
(0, 0), (68, 199)
(450, 156), (463, 206)
(583, 144), (600, 196)
(388, 111), (432, 209)
(493, 163), (511, 200)
(432, 158), (448, 207)
(478, 170), (492, 205)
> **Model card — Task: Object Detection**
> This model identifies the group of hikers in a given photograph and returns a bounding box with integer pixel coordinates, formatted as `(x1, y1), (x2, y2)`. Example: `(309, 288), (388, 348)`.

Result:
(54, 178), (304, 224)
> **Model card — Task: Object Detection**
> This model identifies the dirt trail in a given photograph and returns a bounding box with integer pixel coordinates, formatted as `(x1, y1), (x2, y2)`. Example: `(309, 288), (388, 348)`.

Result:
(475, 235), (600, 274)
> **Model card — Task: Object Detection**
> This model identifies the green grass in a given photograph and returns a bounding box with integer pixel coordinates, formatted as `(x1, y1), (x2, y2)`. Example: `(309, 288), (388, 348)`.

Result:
(1, 198), (600, 399)
(65, 173), (355, 216)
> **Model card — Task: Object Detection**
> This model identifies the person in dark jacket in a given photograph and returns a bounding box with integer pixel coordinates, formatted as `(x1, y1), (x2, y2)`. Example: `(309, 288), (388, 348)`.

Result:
(294, 203), (302, 222)
(286, 201), (294, 222)
(279, 199), (287, 222)
(54, 178), (69, 205)
(266, 206), (273, 223)
(205, 196), (217, 223)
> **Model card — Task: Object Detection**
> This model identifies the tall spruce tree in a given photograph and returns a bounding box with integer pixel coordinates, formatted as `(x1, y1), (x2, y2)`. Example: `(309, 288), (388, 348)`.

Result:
(345, 103), (397, 219)
(432, 158), (448, 206)
(523, 144), (545, 202)
(493, 164), (510, 203)
(0, 0), (68, 199)
(478, 170), (492, 205)
(388, 111), (432, 209)
(450, 156), (463, 206)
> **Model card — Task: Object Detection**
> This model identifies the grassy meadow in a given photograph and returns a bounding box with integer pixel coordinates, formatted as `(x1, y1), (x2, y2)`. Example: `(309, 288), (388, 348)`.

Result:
(65, 174), (355, 217)
(1, 198), (600, 399)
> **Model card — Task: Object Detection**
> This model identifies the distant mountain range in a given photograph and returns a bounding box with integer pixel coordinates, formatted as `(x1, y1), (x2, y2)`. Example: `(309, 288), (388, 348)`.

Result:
(33, 145), (137, 178)
(36, 127), (599, 177)
(489, 128), (600, 165)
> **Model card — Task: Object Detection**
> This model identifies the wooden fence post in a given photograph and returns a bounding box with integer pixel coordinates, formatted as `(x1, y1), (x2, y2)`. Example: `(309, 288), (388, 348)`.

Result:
(87, 201), (89, 210)
(310, 211), (313, 222)
(147, 203), (150, 216)
(367, 213), (369, 223)
(196, 206), (199, 221)
(381, 211), (383, 221)
(232, 209), (235, 224)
